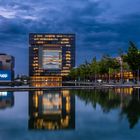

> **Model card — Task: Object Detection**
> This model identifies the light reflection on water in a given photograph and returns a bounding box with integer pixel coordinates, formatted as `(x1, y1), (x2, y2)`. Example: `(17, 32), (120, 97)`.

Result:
(0, 88), (140, 140)
(29, 89), (75, 130)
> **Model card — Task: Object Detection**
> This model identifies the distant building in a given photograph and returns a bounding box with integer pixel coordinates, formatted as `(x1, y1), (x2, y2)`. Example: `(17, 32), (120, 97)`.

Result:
(29, 33), (75, 86)
(0, 53), (15, 82)
(0, 61), (2, 69)
(115, 56), (134, 81)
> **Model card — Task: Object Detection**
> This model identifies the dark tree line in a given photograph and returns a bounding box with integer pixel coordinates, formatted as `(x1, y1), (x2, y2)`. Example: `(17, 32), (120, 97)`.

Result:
(69, 41), (140, 82)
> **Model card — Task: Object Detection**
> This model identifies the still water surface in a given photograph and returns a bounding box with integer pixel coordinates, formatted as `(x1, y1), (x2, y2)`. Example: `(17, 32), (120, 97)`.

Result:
(0, 88), (140, 140)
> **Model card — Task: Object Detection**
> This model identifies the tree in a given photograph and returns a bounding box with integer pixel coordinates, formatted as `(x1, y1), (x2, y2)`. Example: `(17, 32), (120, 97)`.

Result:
(79, 60), (90, 81)
(98, 55), (120, 81)
(123, 41), (140, 81)
(69, 68), (78, 80)
(124, 41), (140, 71)
(90, 57), (100, 81)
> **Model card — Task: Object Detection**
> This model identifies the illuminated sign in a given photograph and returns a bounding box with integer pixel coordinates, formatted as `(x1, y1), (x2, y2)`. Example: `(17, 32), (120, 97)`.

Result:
(0, 70), (11, 81)
(42, 49), (62, 69)
(0, 92), (7, 96)
(0, 74), (8, 78)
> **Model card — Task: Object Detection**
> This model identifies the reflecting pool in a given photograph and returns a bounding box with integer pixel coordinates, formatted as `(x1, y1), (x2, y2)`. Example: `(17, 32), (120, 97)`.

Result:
(0, 88), (140, 140)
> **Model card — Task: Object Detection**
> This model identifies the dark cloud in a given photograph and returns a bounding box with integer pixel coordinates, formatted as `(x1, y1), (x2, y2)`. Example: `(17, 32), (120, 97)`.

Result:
(0, 0), (140, 74)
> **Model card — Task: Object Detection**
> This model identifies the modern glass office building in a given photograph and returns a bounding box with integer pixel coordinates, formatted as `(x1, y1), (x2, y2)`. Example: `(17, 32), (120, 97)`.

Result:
(29, 34), (75, 86)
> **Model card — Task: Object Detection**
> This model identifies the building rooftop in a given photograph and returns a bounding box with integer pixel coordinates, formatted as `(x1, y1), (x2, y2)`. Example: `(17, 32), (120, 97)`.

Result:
(0, 53), (7, 55)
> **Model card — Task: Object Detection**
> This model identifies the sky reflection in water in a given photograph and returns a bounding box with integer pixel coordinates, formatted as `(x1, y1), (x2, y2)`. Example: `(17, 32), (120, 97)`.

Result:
(0, 88), (140, 140)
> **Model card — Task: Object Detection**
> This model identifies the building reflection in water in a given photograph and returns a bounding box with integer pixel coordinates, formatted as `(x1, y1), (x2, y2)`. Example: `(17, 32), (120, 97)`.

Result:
(29, 89), (75, 130)
(0, 91), (14, 109)
(114, 87), (134, 95)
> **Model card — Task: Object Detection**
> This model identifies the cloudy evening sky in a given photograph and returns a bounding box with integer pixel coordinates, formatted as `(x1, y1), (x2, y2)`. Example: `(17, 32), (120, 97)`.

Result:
(0, 0), (140, 74)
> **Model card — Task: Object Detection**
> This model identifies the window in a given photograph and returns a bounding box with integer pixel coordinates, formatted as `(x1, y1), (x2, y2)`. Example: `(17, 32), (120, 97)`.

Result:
(6, 59), (11, 63)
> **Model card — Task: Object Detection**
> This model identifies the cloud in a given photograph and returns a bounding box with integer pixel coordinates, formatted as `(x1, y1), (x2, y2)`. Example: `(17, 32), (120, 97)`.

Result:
(95, 0), (140, 23)
(0, 7), (16, 19)
(0, 0), (140, 73)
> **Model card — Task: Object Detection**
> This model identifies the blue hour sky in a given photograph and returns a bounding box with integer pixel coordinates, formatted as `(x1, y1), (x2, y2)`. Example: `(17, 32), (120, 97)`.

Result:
(0, 0), (140, 75)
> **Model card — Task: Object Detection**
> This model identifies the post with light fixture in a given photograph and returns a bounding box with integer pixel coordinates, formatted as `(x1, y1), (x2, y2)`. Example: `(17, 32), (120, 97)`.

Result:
(109, 68), (110, 84)
(137, 68), (139, 84)
(121, 59), (123, 84)
(137, 50), (140, 84)
(118, 57), (123, 84)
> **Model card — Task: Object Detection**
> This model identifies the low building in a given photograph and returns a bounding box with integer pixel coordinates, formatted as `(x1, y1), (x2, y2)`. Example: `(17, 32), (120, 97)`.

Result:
(0, 53), (15, 82)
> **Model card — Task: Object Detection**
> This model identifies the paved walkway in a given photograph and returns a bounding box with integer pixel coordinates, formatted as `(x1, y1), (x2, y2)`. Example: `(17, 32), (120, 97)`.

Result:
(0, 84), (139, 91)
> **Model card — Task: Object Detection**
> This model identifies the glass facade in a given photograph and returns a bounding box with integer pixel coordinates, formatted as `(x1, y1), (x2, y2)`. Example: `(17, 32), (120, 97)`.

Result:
(29, 34), (75, 82)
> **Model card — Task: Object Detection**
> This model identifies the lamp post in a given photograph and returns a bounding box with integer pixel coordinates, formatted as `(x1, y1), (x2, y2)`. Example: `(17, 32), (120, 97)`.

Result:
(117, 57), (123, 84)
(121, 60), (123, 84)
(109, 68), (110, 83)
(95, 71), (96, 83)
(137, 68), (139, 84)
(138, 51), (140, 84)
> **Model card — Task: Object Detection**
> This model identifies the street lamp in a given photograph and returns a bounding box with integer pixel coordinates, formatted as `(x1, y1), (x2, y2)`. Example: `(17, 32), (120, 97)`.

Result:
(109, 68), (110, 83)
(137, 51), (140, 84)
(117, 57), (123, 84)
(137, 68), (139, 84)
